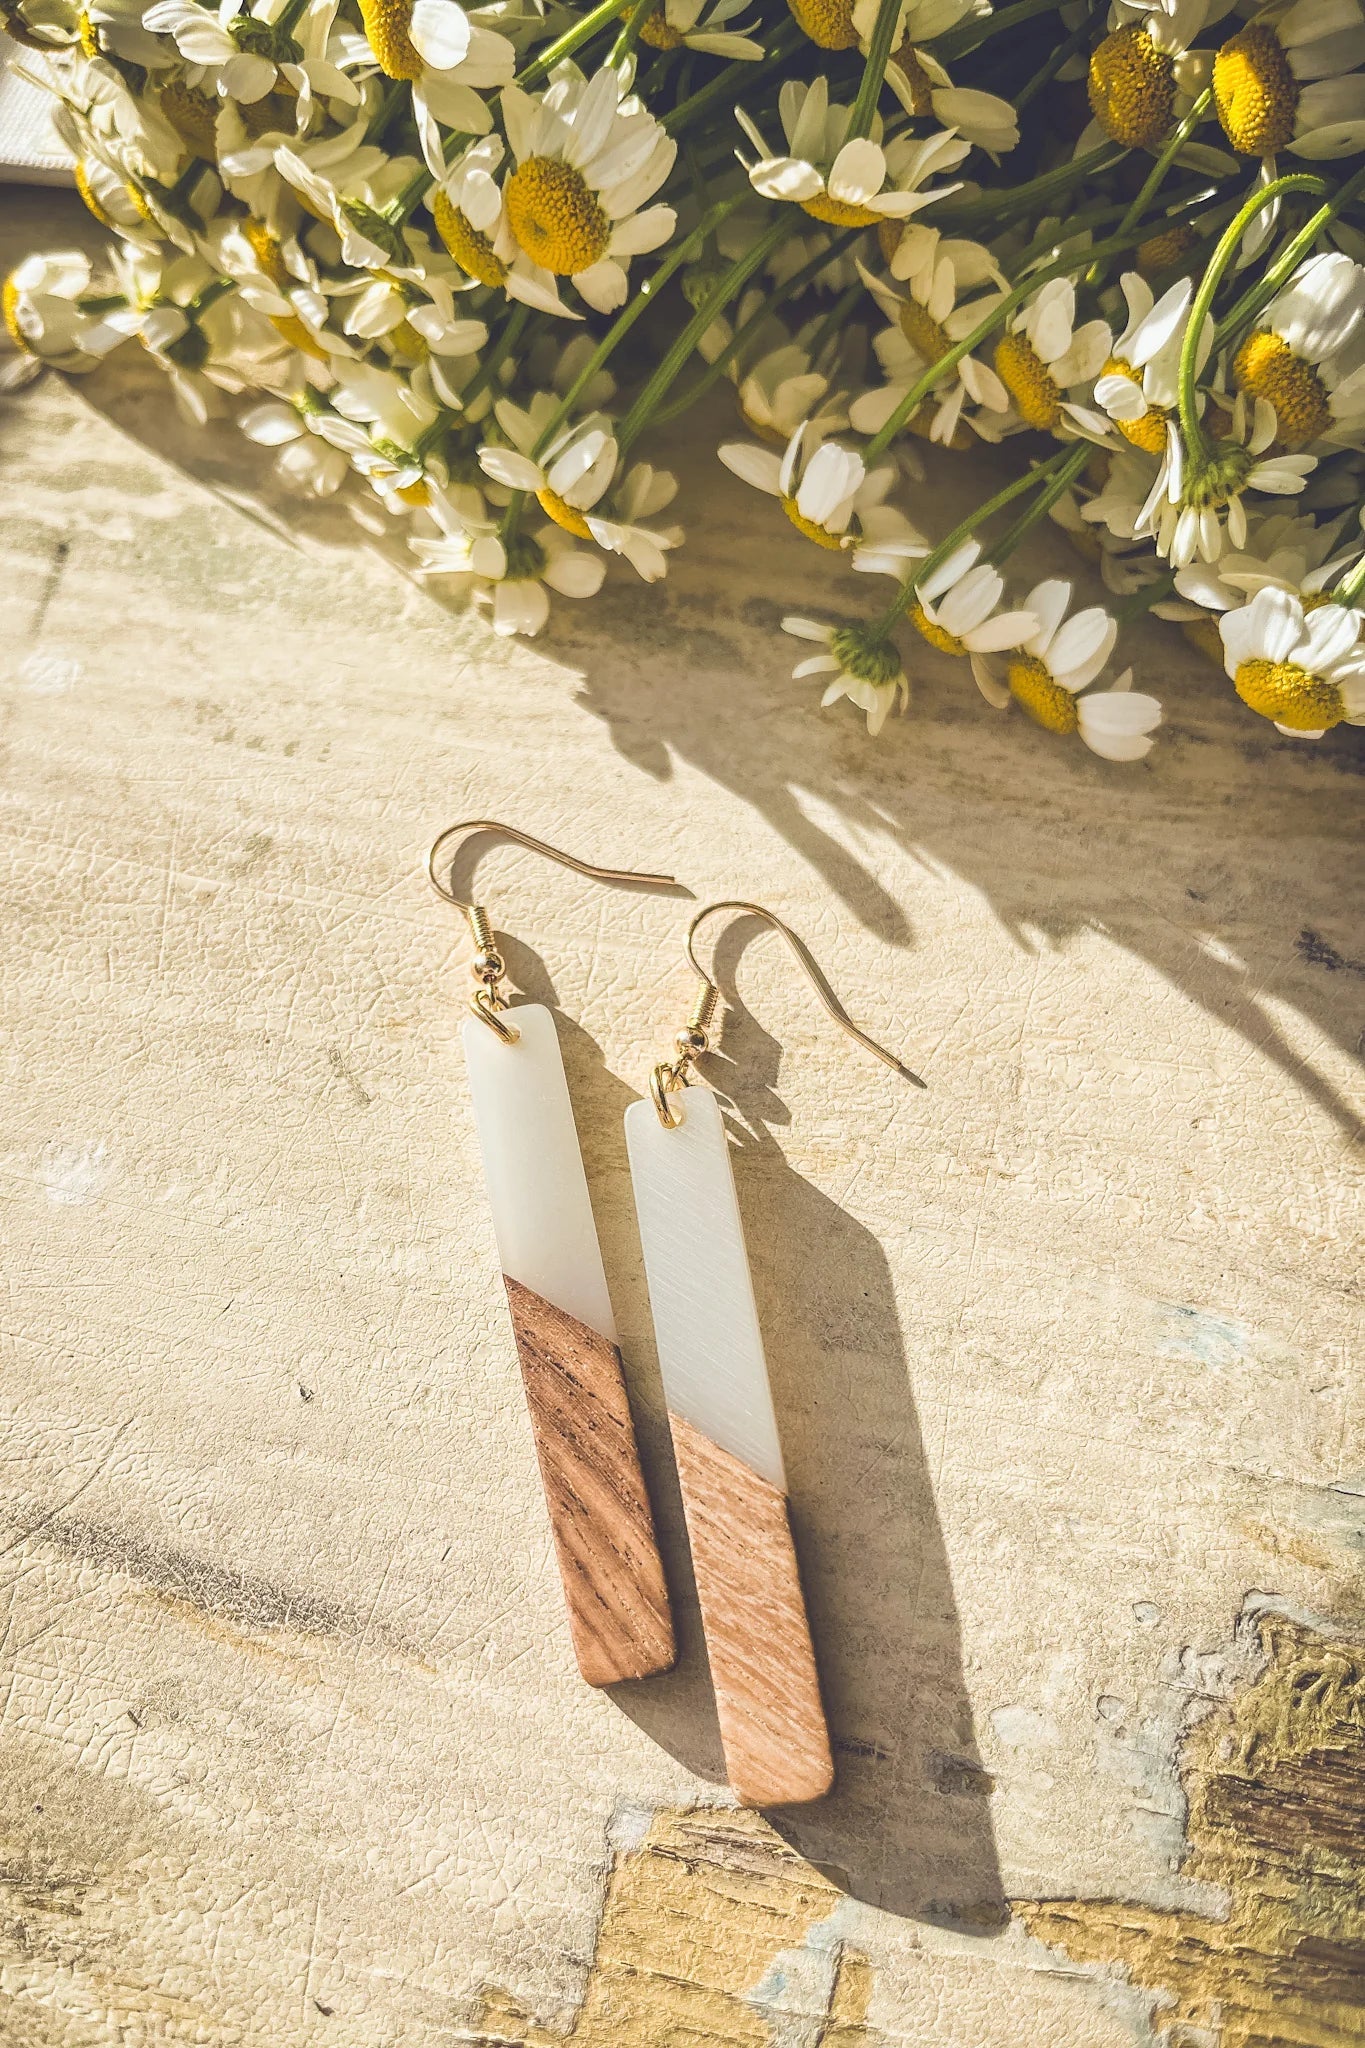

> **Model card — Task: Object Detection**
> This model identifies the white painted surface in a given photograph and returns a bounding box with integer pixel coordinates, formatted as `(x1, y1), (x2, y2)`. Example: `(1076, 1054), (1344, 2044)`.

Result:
(625, 1086), (786, 1492)
(462, 1002), (616, 1344)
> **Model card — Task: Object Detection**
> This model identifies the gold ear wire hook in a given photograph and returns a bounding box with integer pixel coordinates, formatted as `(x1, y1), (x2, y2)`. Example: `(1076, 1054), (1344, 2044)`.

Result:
(650, 899), (925, 1126)
(428, 819), (681, 1044)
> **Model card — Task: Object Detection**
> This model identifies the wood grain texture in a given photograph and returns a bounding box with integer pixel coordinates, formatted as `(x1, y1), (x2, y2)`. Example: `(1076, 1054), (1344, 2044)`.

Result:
(670, 1411), (833, 1808)
(504, 1274), (675, 1687)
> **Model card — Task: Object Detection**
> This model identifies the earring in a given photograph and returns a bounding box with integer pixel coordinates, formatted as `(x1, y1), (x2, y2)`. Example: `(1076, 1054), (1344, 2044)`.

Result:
(428, 820), (681, 1689)
(624, 902), (924, 1807)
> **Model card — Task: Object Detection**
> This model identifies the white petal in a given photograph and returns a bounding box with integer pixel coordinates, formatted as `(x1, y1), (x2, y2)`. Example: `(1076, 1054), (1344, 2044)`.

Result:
(478, 446), (544, 490)
(1022, 578), (1071, 657)
(542, 547), (606, 597)
(827, 138), (885, 205)
(409, 0), (472, 68)
(718, 442), (783, 495)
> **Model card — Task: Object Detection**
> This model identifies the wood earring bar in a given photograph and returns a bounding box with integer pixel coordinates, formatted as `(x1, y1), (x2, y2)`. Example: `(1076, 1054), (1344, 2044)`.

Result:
(627, 901), (924, 1806)
(430, 821), (680, 1688)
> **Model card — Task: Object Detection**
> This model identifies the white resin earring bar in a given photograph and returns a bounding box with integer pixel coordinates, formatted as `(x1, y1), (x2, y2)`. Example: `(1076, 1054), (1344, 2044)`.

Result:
(625, 1085), (833, 1806)
(463, 1004), (674, 1686)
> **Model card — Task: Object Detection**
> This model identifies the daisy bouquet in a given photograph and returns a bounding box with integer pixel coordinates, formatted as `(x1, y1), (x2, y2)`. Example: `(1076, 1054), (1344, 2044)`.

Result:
(9, 0), (1365, 755)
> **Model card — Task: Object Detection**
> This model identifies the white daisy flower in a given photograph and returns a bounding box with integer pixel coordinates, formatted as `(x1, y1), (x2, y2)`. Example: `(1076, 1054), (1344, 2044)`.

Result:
(719, 418), (890, 548)
(1085, 0), (1222, 152)
(1094, 273), (1209, 455)
(429, 135), (509, 287)
(1218, 582), (1365, 734)
(630, 0), (764, 60)
(993, 276), (1113, 437)
(736, 76), (969, 229)
(142, 0), (360, 107)
(908, 540), (1039, 688)
(1212, 0), (1365, 159)
(852, 235), (1009, 445)
(1137, 394), (1318, 566)
(976, 578), (1163, 758)
(239, 396), (352, 494)
(2, 250), (112, 368)
(782, 615), (909, 735)
(478, 399), (619, 535)
(1173, 507), (1357, 609)
(1231, 249), (1365, 447)
(351, 0), (513, 136)
(736, 338), (848, 444)
(493, 68), (677, 316)
(586, 463), (685, 582)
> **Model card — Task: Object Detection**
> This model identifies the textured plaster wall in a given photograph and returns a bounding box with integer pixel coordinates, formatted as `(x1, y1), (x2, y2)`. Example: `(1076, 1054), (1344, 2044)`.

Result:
(0, 190), (1361, 2046)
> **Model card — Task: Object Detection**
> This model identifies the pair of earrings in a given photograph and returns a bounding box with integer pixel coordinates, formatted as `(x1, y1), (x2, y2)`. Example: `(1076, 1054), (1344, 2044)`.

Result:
(429, 820), (922, 1809)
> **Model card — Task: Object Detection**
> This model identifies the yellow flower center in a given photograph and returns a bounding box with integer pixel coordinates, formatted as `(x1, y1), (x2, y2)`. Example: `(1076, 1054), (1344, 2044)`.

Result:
(786, 0), (857, 48)
(3, 276), (30, 354)
(900, 300), (953, 366)
(124, 182), (157, 224)
(1100, 356), (1169, 453)
(505, 157), (609, 276)
(995, 329), (1063, 430)
(910, 603), (965, 656)
(1009, 655), (1079, 734)
(159, 80), (219, 159)
(800, 193), (883, 227)
(1088, 27), (1175, 149)
(357, 0), (423, 79)
(782, 495), (845, 548)
(1213, 23), (1298, 155)
(244, 218), (292, 289)
(1136, 223), (1197, 278)
(629, 3), (684, 48)
(74, 164), (117, 231)
(239, 91), (294, 140)
(889, 40), (934, 115)
(1233, 658), (1344, 729)
(877, 218), (904, 267)
(77, 9), (99, 56)
(269, 312), (330, 361)
(537, 487), (595, 537)
(1232, 329), (1330, 448)
(431, 192), (508, 286)
(395, 479), (432, 507)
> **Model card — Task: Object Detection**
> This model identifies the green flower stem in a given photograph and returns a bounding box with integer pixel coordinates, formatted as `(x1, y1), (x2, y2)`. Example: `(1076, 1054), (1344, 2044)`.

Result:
(847, 0), (903, 140)
(1115, 569), (1176, 623)
(517, 0), (633, 86)
(1177, 172), (1325, 469)
(1086, 85), (1212, 287)
(987, 437), (1090, 563)
(530, 190), (749, 456)
(461, 301), (530, 410)
(615, 212), (794, 451)
(395, 167), (432, 220)
(935, 0), (1068, 65)
(365, 79), (407, 143)
(499, 488), (526, 540)
(872, 447), (1075, 634)
(609, 0), (659, 68)
(803, 276), (865, 365)
(1014, 10), (1093, 114)
(651, 233), (860, 424)
(860, 217), (1163, 463)
(1214, 162), (1365, 346)
(187, 276), (238, 316)
(274, 0), (311, 35)
(76, 292), (131, 315)
(935, 145), (1124, 235)
(662, 22), (799, 132)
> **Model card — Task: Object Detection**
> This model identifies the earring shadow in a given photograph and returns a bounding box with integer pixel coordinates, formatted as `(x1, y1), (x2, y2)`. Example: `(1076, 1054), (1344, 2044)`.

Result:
(675, 917), (1005, 1929)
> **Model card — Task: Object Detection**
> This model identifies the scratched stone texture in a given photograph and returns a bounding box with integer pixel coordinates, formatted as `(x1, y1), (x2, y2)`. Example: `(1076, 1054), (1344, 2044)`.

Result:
(1, 190), (1362, 2048)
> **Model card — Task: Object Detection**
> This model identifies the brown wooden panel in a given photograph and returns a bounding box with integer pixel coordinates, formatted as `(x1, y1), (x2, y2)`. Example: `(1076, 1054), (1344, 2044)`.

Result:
(504, 1275), (675, 1686)
(670, 1412), (833, 1807)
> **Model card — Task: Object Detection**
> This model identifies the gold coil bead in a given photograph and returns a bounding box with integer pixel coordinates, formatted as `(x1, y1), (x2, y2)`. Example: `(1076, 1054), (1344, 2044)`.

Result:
(467, 905), (495, 952)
